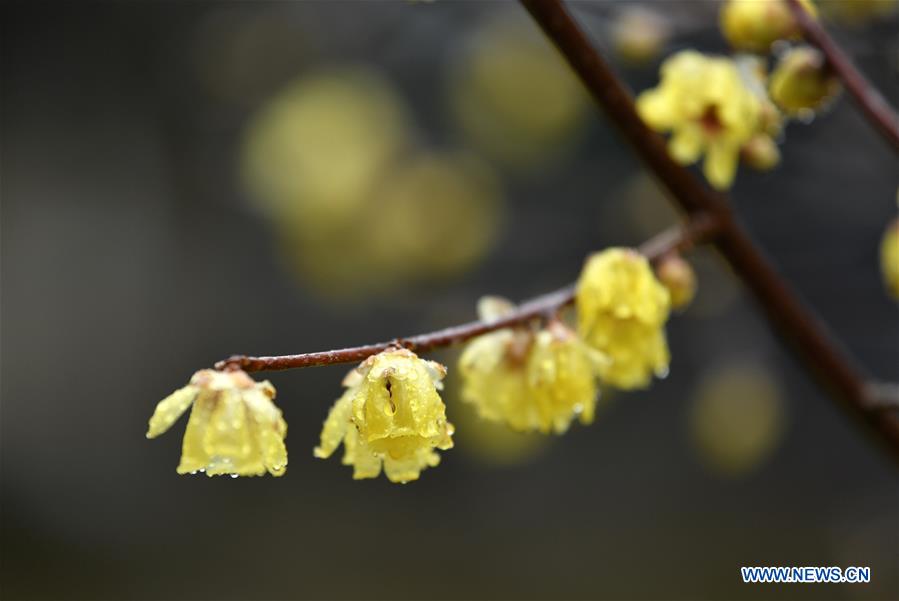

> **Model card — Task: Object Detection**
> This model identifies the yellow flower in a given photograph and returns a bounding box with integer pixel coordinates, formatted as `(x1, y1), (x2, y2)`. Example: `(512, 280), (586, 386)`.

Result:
(720, 0), (818, 53)
(315, 349), (453, 483)
(881, 217), (899, 300)
(576, 248), (671, 390)
(147, 369), (287, 477)
(459, 297), (605, 434)
(768, 46), (840, 117)
(525, 322), (607, 433)
(637, 50), (761, 189)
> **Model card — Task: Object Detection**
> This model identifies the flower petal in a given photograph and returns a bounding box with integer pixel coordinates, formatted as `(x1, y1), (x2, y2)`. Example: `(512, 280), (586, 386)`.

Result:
(703, 140), (739, 190)
(146, 385), (197, 439)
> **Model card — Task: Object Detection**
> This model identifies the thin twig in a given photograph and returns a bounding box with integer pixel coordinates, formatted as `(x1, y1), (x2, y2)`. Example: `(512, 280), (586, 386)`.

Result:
(215, 215), (719, 373)
(785, 0), (899, 152)
(519, 0), (899, 461)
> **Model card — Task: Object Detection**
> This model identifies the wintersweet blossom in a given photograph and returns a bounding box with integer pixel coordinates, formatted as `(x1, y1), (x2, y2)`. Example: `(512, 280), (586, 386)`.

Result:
(315, 348), (453, 483)
(459, 297), (605, 434)
(637, 51), (761, 189)
(576, 248), (671, 390)
(525, 321), (607, 434)
(147, 369), (287, 477)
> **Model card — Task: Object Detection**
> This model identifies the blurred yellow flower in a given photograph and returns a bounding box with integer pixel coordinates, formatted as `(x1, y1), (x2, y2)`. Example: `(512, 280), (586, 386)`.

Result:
(690, 362), (786, 476)
(147, 370), (287, 477)
(881, 216), (899, 300)
(637, 51), (761, 189)
(720, 0), (817, 53)
(315, 349), (454, 483)
(768, 46), (841, 117)
(450, 15), (588, 167)
(459, 298), (605, 434)
(242, 67), (410, 226)
(612, 7), (671, 66)
(365, 152), (501, 279)
(243, 67), (503, 300)
(576, 248), (671, 389)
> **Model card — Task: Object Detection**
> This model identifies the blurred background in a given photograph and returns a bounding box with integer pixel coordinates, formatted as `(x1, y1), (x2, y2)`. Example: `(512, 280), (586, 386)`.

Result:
(1, 1), (897, 599)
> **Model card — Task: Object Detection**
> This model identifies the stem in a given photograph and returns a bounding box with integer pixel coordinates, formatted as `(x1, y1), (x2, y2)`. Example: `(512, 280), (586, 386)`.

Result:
(215, 215), (719, 372)
(785, 0), (899, 152)
(519, 0), (899, 460)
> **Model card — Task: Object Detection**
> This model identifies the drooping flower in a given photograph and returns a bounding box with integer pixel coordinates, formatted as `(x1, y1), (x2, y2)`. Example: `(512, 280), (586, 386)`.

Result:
(720, 0), (818, 54)
(637, 50), (761, 189)
(525, 321), (607, 433)
(315, 348), (453, 483)
(576, 248), (671, 390)
(147, 369), (287, 477)
(459, 297), (605, 434)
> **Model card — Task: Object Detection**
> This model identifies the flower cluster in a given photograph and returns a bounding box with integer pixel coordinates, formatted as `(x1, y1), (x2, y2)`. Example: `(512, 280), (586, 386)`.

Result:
(460, 247), (678, 434)
(148, 250), (690, 481)
(315, 348), (454, 483)
(637, 0), (843, 190)
(146, 369), (287, 477)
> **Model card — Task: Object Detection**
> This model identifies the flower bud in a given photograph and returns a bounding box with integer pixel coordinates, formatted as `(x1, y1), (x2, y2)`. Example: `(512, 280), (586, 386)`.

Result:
(655, 254), (698, 311)
(612, 7), (670, 65)
(769, 46), (841, 116)
(741, 134), (781, 171)
(720, 0), (817, 53)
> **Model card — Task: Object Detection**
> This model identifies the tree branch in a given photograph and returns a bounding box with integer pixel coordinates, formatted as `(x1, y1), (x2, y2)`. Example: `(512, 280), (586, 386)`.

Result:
(519, 0), (899, 462)
(785, 0), (899, 152)
(215, 214), (719, 373)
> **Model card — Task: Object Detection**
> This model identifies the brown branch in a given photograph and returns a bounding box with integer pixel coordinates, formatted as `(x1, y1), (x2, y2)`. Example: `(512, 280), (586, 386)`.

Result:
(785, 0), (899, 152)
(215, 215), (719, 373)
(519, 0), (899, 461)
